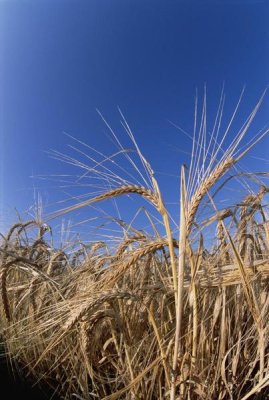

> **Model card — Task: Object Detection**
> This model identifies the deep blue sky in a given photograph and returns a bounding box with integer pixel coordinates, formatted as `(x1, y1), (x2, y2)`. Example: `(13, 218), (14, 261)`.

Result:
(1, 0), (269, 238)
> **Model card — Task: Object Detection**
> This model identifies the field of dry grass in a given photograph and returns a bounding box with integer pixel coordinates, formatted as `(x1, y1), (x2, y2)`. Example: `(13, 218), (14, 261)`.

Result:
(1, 93), (269, 399)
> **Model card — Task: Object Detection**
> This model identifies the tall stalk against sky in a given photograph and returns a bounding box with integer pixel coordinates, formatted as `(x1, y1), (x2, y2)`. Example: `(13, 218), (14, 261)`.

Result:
(170, 89), (269, 399)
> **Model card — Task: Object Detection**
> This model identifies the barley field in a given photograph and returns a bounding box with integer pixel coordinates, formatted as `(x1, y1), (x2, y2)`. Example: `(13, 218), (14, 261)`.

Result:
(1, 94), (269, 399)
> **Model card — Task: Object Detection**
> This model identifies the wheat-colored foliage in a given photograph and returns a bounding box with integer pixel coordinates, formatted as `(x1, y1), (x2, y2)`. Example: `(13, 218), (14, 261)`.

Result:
(1, 92), (269, 399)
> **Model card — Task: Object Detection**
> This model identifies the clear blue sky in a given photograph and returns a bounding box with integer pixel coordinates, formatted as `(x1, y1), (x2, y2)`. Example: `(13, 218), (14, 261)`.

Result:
(1, 0), (269, 238)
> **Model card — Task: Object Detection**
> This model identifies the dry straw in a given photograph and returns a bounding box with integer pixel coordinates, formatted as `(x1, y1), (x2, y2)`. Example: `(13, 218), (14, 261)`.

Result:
(1, 90), (269, 399)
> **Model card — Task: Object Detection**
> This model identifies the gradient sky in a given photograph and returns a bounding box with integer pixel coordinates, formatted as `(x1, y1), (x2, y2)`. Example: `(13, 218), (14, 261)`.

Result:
(1, 0), (269, 239)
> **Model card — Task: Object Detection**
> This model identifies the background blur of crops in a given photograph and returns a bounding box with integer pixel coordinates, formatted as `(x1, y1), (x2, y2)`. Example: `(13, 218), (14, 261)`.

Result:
(1, 94), (269, 400)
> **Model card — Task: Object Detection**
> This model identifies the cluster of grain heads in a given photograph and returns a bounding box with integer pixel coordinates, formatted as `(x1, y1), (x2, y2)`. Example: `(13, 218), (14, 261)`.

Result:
(1, 91), (269, 399)
(170, 90), (269, 399)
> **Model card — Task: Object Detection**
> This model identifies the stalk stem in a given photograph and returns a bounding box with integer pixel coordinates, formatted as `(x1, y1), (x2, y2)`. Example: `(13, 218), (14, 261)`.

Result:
(170, 165), (187, 400)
